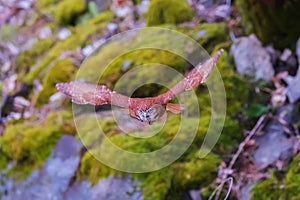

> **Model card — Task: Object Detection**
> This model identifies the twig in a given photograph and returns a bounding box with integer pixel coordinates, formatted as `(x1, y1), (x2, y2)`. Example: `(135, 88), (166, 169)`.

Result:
(228, 115), (267, 169)
(209, 177), (233, 200)
(214, 114), (267, 199)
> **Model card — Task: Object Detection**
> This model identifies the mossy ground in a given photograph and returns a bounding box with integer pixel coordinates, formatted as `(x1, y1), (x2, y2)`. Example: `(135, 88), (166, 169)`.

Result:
(0, 111), (75, 179)
(23, 10), (114, 85)
(36, 58), (76, 106)
(54, 0), (87, 25)
(251, 154), (300, 199)
(1, 0), (262, 198)
(146, 0), (194, 26)
(79, 114), (222, 199)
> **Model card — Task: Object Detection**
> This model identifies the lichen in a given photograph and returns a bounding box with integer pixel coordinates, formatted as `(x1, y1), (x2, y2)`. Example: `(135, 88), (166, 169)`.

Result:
(54, 0), (87, 25)
(146, 0), (194, 26)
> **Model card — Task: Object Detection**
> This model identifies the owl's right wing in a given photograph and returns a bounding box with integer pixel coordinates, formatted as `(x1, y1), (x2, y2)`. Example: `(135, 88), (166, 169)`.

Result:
(158, 49), (224, 104)
(56, 81), (130, 108)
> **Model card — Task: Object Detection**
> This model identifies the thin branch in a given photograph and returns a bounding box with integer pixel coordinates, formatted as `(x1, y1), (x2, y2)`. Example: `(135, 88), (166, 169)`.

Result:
(228, 115), (267, 169)
(214, 114), (267, 199)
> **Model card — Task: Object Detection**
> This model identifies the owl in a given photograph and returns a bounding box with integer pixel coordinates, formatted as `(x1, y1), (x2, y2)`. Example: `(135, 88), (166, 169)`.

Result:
(56, 49), (224, 124)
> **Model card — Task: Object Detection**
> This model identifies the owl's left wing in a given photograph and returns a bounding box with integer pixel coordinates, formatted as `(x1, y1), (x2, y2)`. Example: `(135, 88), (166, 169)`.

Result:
(56, 81), (130, 107)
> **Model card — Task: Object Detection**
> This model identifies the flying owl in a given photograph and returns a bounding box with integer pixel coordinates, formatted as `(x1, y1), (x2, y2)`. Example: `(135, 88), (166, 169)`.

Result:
(56, 49), (224, 124)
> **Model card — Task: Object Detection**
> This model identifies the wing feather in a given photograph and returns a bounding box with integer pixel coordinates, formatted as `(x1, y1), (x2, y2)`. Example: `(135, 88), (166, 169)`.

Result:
(56, 81), (130, 107)
(158, 49), (224, 103)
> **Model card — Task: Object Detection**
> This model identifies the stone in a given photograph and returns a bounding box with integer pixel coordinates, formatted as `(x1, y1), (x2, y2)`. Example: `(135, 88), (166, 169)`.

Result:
(286, 38), (300, 103)
(230, 34), (274, 81)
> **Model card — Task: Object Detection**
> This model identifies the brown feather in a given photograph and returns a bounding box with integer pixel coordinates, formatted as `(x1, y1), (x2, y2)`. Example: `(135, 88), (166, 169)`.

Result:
(166, 103), (184, 114)
(56, 49), (224, 123)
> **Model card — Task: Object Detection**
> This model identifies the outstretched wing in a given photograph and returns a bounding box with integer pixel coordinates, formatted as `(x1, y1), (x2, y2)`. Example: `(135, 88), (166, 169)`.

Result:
(158, 49), (224, 104)
(56, 81), (130, 107)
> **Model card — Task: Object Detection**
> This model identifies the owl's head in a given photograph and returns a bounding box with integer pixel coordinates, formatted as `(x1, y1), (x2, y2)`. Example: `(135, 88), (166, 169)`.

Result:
(137, 104), (165, 124)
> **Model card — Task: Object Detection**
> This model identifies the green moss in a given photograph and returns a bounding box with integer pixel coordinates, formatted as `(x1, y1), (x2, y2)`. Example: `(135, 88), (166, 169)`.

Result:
(78, 114), (222, 199)
(251, 172), (285, 200)
(16, 38), (54, 77)
(139, 167), (174, 200)
(88, 11), (115, 25)
(36, 0), (57, 9)
(0, 149), (10, 169)
(251, 154), (300, 200)
(36, 58), (76, 106)
(78, 24), (230, 93)
(135, 152), (220, 200)
(179, 23), (230, 53)
(173, 153), (221, 190)
(0, 112), (72, 179)
(285, 154), (300, 199)
(181, 49), (246, 154)
(146, 0), (194, 26)
(80, 151), (120, 184)
(236, 0), (300, 50)
(77, 28), (199, 95)
(55, 0), (87, 25)
(25, 11), (113, 84)
(99, 49), (188, 96)
(0, 24), (18, 42)
(193, 48), (249, 118)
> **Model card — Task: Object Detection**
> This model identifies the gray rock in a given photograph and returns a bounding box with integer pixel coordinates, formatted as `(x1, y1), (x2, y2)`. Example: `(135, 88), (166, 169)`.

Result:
(286, 38), (300, 103)
(230, 34), (274, 81)
(253, 105), (297, 168)
(1, 135), (82, 200)
(0, 135), (143, 200)
(65, 176), (142, 200)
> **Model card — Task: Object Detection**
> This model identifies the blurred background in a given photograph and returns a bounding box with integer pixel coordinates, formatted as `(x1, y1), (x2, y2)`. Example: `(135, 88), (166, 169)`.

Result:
(0, 0), (300, 199)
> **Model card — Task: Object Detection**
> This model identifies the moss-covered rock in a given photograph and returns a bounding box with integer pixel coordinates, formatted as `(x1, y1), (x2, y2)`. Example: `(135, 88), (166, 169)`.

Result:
(78, 113), (226, 199)
(24, 11), (114, 85)
(146, 0), (194, 26)
(0, 111), (75, 179)
(76, 29), (197, 95)
(137, 167), (173, 200)
(55, 0), (87, 25)
(284, 154), (300, 199)
(178, 23), (230, 53)
(235, 0), (300, 50)
(80, 151), (120, 184)
(16, 38), (54, 77)
(251, 154), (300, 199)
(173, 153), (221, 190)
(100, 49), (189, 97)
(36, 0), (57, 9)
(36, 58), (76, 106)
